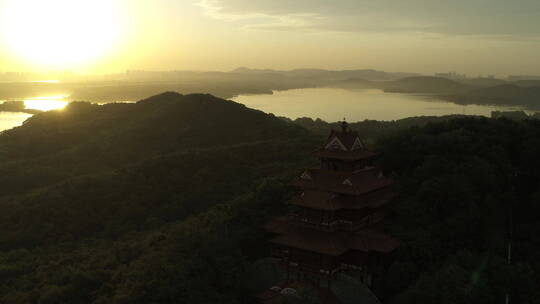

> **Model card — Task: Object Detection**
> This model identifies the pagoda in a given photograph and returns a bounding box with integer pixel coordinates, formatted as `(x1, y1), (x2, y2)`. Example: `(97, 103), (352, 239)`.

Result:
(264, 121), (398, 290)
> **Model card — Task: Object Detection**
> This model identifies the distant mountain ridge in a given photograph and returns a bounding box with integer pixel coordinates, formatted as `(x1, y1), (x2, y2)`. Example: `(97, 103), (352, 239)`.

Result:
(0, 69), (539, 112)
(380, 76), (471, 94)
(231, 67), (418, 81)
(331, 76), (540, 110)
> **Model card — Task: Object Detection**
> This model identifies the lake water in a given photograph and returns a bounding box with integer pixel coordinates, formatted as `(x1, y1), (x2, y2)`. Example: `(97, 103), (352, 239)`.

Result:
(0, 94), (69, 132)
(0, 112), (32, 132)
(233, 88), (523, 121)
(0, 88), (527, 133)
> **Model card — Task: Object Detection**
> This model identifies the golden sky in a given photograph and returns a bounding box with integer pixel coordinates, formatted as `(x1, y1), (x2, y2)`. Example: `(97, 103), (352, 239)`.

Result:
(1, 0), (539, 76)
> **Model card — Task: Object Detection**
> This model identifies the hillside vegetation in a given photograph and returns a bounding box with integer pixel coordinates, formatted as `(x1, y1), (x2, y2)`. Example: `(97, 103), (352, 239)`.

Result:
(0, 93), (539, 303)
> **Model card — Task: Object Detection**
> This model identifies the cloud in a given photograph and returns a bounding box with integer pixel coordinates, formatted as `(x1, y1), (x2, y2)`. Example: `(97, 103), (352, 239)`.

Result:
(197, 0), (540, 36)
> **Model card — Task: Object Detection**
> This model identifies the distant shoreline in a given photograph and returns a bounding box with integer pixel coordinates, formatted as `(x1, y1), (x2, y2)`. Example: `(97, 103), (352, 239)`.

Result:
(1, 71), (539, 112)
(0, 101), (42, 115)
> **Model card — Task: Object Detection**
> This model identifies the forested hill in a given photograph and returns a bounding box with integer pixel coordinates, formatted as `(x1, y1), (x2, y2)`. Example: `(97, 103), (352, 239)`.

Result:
(0, 92), (317, 303)
(0, 92), (306, 162)
(379, 118), (540, 303)
(0, 92), (309, 196)
(1, 93), (540, 303)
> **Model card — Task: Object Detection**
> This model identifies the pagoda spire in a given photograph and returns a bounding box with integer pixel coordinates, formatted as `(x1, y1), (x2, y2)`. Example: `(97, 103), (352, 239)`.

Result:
(340, 118), (348, 133)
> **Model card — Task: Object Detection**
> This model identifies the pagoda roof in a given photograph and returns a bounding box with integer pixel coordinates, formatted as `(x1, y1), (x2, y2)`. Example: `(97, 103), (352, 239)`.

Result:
(313, 148), (376, 161)
(315, 122), (374, 161)
(289, 188), (395, 211)
(324, 126), (363, 150)
(269, 224), (399, 256)
(289, 191), (339, 211)
(292, 167), (393, 195)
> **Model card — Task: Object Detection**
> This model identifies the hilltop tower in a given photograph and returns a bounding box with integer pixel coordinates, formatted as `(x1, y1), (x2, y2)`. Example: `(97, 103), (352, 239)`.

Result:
(264, 121), (398, 290)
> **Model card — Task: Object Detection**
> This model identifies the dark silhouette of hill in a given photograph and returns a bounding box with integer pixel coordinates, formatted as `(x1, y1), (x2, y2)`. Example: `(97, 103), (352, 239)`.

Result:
(469, 84), (538, 99)
(232, 67), (417, 81)
(0, 91), (320, 303)
(380, 76), (471, 94)
(472, 84), (540, 108)
(1, 94), (540, 303)
(329, 76), (540, 110)
(1, 92), (305, 160)
(0, 92), (308, 196)
(0, 101), (41, 114)
(331, 76), (471, 94)
(440, 84), (540, 110)
(513, 80), (540, 87)
(231, 67), (279, 74)
(456, 77), (507, 87)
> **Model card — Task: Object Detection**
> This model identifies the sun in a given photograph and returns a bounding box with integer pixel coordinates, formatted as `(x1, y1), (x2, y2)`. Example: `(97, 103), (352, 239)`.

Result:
(1, 0), (123, 68)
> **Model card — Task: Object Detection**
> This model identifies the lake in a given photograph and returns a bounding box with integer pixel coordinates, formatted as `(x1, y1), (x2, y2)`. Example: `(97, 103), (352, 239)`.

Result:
(233, 88), (523, 121)
(0, 95), (69, 133)
(0, 88), (527, 133)
(0, 112), (32, 132)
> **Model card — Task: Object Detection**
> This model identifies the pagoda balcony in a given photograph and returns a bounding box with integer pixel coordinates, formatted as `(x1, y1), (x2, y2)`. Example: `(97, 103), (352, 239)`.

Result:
(287, 212), (385, 232)
(278, 260), (343, 278)
(270, 247), (343, 277)
(287, 216), (339, 231)
(271, 247), (290, 259)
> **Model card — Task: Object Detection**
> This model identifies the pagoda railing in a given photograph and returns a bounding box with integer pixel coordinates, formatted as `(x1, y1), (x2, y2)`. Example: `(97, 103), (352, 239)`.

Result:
(287, 215), (336, 231)
(287, 212), (385, 232)
(271, 247), (289, 259)
(271, 247), (343, 277)
(350, 212), (385, 231)
(281, 260), (342, 278)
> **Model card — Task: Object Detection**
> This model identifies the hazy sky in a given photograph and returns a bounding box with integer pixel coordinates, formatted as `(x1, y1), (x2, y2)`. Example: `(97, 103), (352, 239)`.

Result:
(1, 0), (539, 76)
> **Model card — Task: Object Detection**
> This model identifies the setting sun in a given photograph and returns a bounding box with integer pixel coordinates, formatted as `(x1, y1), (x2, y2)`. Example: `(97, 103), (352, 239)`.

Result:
(1, 0), (123, 68)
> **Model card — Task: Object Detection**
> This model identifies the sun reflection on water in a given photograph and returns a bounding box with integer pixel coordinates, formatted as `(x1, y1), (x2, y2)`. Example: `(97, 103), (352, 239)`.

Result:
(24, 95), (69, 111)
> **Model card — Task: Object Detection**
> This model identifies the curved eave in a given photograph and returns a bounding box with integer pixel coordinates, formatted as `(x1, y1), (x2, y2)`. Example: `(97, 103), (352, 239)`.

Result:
(313, 149), (377, 161)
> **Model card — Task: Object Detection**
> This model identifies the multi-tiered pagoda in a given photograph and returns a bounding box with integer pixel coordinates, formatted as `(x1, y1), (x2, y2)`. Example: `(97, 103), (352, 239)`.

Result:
(264, 121), (398, 289)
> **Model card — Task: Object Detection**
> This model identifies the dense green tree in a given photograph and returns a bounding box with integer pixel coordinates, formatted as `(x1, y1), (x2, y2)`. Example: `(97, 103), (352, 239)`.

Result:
(1, 93), (539, 303)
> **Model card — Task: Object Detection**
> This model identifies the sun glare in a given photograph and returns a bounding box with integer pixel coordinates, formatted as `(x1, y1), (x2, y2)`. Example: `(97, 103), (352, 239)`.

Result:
(1, 0), (123, 68)
(24, 95), (69, 111)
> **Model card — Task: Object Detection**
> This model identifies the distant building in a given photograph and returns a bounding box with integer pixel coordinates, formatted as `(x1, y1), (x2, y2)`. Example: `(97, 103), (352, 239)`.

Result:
(263, 121), (398, 299)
